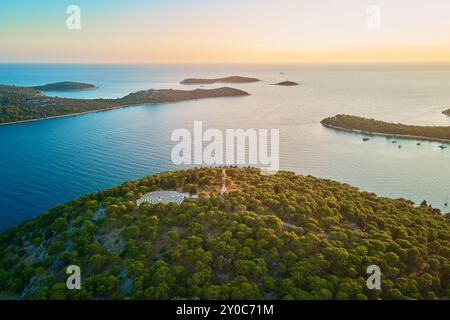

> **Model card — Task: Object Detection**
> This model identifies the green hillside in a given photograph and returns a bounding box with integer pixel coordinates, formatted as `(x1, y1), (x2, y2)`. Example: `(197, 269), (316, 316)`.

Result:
(0, 167), (448, 300)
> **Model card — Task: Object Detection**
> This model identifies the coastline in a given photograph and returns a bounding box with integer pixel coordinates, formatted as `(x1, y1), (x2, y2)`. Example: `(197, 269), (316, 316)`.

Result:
(0, 105), (129, 127)
(1, 167), (448, 300)
(321, 122), (450, 144)
(0, 90), (248, 127)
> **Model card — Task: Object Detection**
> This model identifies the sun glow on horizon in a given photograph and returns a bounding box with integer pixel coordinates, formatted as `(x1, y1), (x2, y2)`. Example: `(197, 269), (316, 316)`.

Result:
(1, 0), (450, 64)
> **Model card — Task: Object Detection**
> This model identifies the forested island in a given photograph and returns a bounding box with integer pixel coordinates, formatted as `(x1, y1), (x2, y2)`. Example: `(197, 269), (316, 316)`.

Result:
(0, 84), (249, 125)
(0, 167), (448, 300)
(32, 81), (97, 92)
(180, 76), (260, 85)
(273, 81), (299, 86)
(321, 115), (450, 143)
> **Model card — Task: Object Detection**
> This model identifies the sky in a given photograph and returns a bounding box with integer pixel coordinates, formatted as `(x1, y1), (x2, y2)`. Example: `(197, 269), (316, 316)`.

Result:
(1, 0), (450, 63)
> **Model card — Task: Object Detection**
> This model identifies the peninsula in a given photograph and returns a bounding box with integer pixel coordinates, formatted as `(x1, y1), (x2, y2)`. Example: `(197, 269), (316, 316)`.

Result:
(180, 76), (260, 85)
(321, 114), (450, 143)
(0, 167), (447, 300)
(0, 84), (249, 125)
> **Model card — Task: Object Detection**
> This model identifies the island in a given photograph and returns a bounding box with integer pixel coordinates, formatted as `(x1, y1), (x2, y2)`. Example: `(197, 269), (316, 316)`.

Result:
(0, 166), (447, 300)
(321, 114), (450, 143)
(0, 84), (249, 125)
(443, 109), (450, 116)
(32, 81), (97, 92)
(180, 76), (260, 85)
(273, 81), (299, 86)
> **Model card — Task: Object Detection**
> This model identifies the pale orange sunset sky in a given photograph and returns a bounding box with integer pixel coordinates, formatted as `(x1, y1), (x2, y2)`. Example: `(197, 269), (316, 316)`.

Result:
(1, 0), (450, 63)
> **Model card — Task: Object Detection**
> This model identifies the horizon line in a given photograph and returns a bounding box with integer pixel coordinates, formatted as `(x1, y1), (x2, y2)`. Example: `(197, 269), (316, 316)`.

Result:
(2, 61), (450, 65)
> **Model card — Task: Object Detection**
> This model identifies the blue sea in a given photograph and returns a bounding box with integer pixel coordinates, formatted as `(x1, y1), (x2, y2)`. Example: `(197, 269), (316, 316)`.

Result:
(0, 63), (449, 230)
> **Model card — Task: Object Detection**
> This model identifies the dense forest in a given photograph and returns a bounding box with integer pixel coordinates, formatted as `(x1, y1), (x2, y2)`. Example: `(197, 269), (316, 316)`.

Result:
(0, 84), (248, 124)
(321, 114), (450, 142)
(0, 167), (448, 300)
(32, 81), (97, 91)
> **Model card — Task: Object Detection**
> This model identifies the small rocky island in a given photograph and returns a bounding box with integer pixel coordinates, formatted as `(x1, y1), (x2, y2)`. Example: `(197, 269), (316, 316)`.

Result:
(321, 114), (450, 143)
(32, 81), (97, 91)
(273, 81), (299, 86)
(0, 84), (249, 125)
(180, 76), (260, 85)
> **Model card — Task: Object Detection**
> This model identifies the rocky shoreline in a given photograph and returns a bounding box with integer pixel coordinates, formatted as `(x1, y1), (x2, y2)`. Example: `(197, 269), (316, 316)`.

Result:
(321, 121), (450, 144)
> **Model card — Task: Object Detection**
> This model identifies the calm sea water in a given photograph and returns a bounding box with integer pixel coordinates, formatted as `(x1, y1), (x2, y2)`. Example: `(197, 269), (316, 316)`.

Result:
(0, 63), (449, 230)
